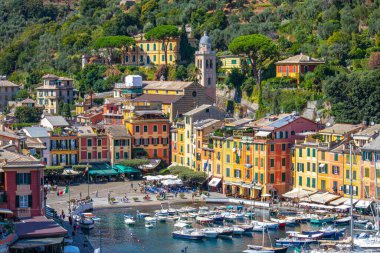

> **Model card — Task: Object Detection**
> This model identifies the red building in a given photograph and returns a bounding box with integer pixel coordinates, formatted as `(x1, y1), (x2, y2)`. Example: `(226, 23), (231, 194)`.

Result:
(0, 145), (45, 218)
(125, 101), (170, 164)
(78, 126), (108, 163)
(103, 98), (127, 125)
(275, 53), (325, 84)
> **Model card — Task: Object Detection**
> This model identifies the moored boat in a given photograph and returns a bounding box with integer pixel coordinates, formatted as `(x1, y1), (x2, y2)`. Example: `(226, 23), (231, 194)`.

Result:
(335, 217), (351, 225)
(124, 217), (136, 225)
(79, 218), (95, 229)
(172, 228), (204, 240)
(200, 228), (218, 238)
(245, 245), (288, 253)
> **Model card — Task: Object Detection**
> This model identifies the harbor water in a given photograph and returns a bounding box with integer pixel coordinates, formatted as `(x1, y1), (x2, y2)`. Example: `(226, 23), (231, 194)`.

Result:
(85, 204), (350, 253)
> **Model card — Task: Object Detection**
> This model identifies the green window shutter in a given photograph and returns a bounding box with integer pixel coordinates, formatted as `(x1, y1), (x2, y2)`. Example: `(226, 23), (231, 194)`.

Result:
(28, 195), (32, 208)
(16, 196), (19, 208)
(28, 173), (31, 184)
(16, 173), (19, 185)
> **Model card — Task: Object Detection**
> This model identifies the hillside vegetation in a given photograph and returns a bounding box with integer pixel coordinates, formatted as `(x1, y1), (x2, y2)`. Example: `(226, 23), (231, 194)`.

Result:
(0, 0), (380, 123)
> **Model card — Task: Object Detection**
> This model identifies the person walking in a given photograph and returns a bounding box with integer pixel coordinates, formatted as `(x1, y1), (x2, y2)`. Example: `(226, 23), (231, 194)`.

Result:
(131, 183), (134, 189)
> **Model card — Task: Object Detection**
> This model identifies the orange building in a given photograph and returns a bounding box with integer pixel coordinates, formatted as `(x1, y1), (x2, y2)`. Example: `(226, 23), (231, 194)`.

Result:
(124, 101), (170, 164)
(275, 54), (325, 84)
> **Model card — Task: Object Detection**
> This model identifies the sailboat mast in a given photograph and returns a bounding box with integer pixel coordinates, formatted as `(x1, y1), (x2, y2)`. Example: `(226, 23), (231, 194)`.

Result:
(349, 142), (353, 246)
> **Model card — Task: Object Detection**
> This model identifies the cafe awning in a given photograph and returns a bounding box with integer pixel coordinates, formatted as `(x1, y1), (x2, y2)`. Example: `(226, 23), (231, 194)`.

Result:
(329, 197), (349, 206)
(255, 131), (271, 138)
(355, 200), (373, 209)
(208, 177), (222, 187)
(114, 165), (141, 174)
(282, 187), (316, 199)
(89, 169), (119, 176)
(10, 237), (64, 249)
(0, 208), (13, 215)
(309, 192), (340, 204)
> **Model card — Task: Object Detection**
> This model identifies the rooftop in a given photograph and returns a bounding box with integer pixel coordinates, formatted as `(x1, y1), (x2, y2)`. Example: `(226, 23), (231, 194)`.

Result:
(105, 125), (131, 138)
(0, 145), (42, 164)
(247, 113), (293, 129)
(43, 116), (69, 127)
(143, 81), (193, 91)
(275, 54), (325, 65)
(133, 94), (183, 103)
(194, 119), (220, 130)
(362, 136), (380, 152)
(15, 216), (67, 239)
(183, 104), (213, 116)
(354, 124), (380, 138)
(320, 124), (362, 135)
(77, 126), (96, 136)
(22, 127), (49, 138)
(21, 98), (36, 104)
(0, 80), (19, 87)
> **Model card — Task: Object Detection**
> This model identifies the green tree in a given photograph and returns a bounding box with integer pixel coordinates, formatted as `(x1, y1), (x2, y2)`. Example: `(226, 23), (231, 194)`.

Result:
(15, 107), (43, 123)
(145, 25), (179, 68)
(327, 31), (351, 64)
(79, 0), (105, 17)
(93, 36), (135, 65)
(228, 34), (277, 87)
(179, 24), (194, 64)
(15, 89), (29, 100)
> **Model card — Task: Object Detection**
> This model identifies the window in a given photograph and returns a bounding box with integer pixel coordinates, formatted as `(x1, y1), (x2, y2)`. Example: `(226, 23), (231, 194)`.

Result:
(153, 55), (156, 61)
(246, 155), (250, 164)
(116, 152), (120, 159)
(307, 148), (310, 157)
(270, 144), (274, 152)
(87, 139), (92, 147)
(365, 168), (370, 177)
(231, 59), (237, 64)
(98, 152), (101, 159)
(246, 169), (250, 179)
(207, 77), (211, 85)
(299, 176), (302, 186)
(180, 134), (183, 142)
(135, 126), (140, 133)
(321, 151), (325, 160)
(162, 55), (165, 61)
(255, 173), (258, 182)
(147, 44), (150, 51)
(307, 177), (310, 187)
(353, 171), (357, 180)
(260, 158), (264, 167)
(255, 158), (258, 166)
(217, 164), (221, 174)
(163, 125), (167, 132)
(17, 173), (31, 185)
(153, 44), (156, 50)
(334, 153), (339, 161)
(226, 155), (230, 163)
(153, 125), (157, 132)
(124, 152), (129, 159)
(307, 162), (310, 171)
(298, 149), (303, 157)
(270, 173), (275, 183)
(18, 195), (30, 208)
(332, 166), (339, 175)
(260, 145), (264, 151)
(312, 149), (316, 157)
(140, 44), (143, 50)
(282, 158), (286, 166)
(163, 149), (167, 157)
(282, 144), (286, 151)
(312, 163), (316, 172)
(282, 173), (286, 182)
(153, 149), (158, 157)
(88, 152), (92, 159)
(260, 173), (264, 183)
(226, 168), (230, 177)
(255, 144), (258, 151)
(144, 125), (148, 132)
(97, 139), (102, 146)
(227, 141), (230, 148)
(234, 169), (241, 178)
(170, 55), (173, 61)
(140, 55), (143, 62)
(169, 43), (173, 50)
(321, 180), (326, 190)
(312, 178), (316, 188)
(270, 159), (274, 167)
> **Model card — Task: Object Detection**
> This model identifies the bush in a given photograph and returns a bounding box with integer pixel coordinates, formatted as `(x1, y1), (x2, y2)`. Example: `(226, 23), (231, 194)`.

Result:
(179, 193), (186, 199)
(168, 166), (207, 184)
(133, 197), (139, 202)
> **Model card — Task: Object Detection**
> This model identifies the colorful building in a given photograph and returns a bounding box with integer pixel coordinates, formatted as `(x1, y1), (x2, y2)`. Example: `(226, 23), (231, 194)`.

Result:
(275, 54), (325, 84)
(218, 55), (245, 73)
(105, 125), (132, 165)
(36, 74), (74, 114)
(78, 126), (108, 163)
(0, 79), (20, 110)
(123, 34), (180, 66)
(124, 101), (170, 164)
(76, 106), (104, 125)
(0, 145), (45, 218)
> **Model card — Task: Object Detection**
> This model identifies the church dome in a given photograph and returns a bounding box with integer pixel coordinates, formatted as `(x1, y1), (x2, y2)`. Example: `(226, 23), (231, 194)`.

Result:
(199, 31), (211, 49)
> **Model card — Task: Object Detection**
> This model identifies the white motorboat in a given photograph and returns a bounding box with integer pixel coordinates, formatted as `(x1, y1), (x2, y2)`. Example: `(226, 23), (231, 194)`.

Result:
(145, 217), (157, 223)
(354, 233), (380, 250)
(232, 226), (244, 235)
(156, 215), (167, 222)
(214, 227), (234, 236)
(172, 228), (204, 240)
(124, 217), (136, 225)
(252, 221), (279, 230)
(79, 218), (95, 229)
(200, 228), (218, 238)
(174, 221), (192, 229)
(136, 210), (150, 218)
(167, 216), (179, 222)
(145, 222), (154, 228)
(196, 216), (213, 224)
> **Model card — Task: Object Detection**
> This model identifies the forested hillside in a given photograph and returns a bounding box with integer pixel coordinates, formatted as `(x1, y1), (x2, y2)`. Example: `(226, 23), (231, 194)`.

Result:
(1, 0), (380, 123)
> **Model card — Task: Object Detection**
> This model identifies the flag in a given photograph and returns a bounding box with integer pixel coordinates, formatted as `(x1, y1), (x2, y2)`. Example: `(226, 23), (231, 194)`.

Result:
(83, 167), (89, 176)
(59, 186), (69, 196)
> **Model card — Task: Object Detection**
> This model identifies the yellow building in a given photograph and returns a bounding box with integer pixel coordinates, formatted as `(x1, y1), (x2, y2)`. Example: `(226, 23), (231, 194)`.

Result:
(218, 55), (245, 73)
(171, 122), (185, 166)
(124, 35), (180, 66)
